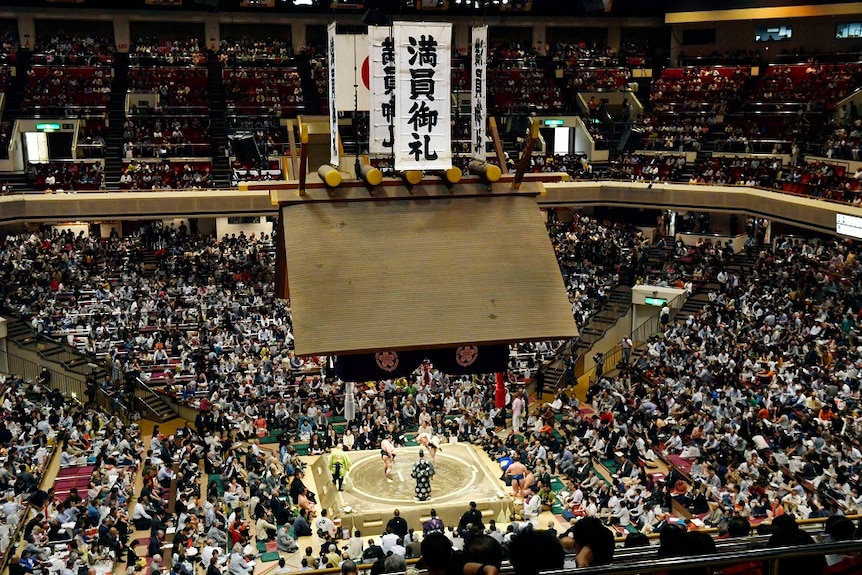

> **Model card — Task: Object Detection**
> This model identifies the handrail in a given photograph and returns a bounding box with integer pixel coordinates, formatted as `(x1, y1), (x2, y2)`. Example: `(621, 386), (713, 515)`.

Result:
(135, 376), (175, 420)
(541, 540), (862, 575)
(0, 438), (59, 575)
(579, 288), (685, 383)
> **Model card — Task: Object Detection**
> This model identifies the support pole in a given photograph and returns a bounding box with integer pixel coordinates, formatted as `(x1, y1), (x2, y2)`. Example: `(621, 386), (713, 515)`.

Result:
(489, 117), (509, 174)
(513, 118), (539, 190)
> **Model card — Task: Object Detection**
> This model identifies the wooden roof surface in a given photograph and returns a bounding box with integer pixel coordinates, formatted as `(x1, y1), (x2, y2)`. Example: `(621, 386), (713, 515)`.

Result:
(282, 193), (578, 356)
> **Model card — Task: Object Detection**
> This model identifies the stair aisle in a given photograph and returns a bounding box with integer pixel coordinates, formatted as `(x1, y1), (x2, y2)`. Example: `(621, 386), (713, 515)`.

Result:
(104, 52), (129, 188)
(294, 54), (322, 114)
(1, 48), (29, 186)
(574, 284), (632, 358)
(4, 47), (28, 127)
(206, 51), (230, 188)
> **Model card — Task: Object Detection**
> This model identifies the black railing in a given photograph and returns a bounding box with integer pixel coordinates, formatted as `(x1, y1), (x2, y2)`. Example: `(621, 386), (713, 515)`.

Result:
(542, 539), (862, 575)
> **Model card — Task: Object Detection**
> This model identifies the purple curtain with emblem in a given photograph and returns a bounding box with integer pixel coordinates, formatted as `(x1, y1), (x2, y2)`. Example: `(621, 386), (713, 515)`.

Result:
(426, 344), (510, 375)
(334, 345), (509, 381)
(334, 350), (426, 381)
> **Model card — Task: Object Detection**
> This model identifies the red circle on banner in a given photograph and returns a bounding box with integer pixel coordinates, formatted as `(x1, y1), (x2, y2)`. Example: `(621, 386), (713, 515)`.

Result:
(361, 56), (370, 90)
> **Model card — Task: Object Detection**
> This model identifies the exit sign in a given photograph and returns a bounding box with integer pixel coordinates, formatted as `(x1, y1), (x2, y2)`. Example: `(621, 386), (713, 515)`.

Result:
(644, 297), (667, 306)
(543, 119), (564, 126)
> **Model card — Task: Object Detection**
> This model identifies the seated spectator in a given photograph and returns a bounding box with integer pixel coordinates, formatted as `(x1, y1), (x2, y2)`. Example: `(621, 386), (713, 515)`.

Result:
(508, 530), (565, 575)
(569, 516), (614, 567)
(765, 516), (825, 575)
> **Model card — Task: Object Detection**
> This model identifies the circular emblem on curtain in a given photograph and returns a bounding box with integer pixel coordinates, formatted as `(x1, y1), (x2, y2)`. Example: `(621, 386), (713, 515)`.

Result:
(455, 346), (479, 367)
(375, 351), (400, 372)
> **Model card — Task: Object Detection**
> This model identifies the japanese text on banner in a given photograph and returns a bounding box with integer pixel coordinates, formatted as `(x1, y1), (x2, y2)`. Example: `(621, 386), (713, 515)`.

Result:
(369, 27), (395, 155)
(393, 23), (452, 171)
(471, 26), (487, 162)
(327, 23), (339, 167)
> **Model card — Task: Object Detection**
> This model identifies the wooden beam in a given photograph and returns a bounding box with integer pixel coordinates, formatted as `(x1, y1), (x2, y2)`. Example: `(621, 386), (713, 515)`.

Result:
(275, 206), (289, 300)
(513, 118), (539, 190)
(489, 117), (509, 175)
(286, 118), (299, 179)
(298, 124), (309, 196)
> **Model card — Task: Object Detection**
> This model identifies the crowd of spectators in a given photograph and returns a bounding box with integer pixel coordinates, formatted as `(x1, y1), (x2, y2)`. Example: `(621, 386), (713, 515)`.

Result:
(231, 160), (282, 186)
(121, 117), (211, 159)
(129, 37), (206, 66)
(127, 68), (209, 110)
(650, 67), (748, 114)
(776, 160), (862, 204)
(639, 115), (715, 152)
(27, 161), (104, 192)
(583, 234), (862, 534)
(822, 117), (862, 160)
(224, 67), (304, 116)
(691, 156), (781, 186)
(531, 154), (592, 180)
(1, 201), (862, 574)
(548, 43), (621, 69)
(565, 68), (631, 94)
(488, 68), (564, 114)
(751, 64), (862, 110)
(486, 43), (541, 70)
(23, 67), (112, 114)
(0, 29), (18, 64)
(549, 213), (645, 327)
(607, 153), (685, 183)
(118, 160), (212, 190)
(0, 369), (145, 575)
(217, 37), (294, 67)
(31, 34), (115, 66)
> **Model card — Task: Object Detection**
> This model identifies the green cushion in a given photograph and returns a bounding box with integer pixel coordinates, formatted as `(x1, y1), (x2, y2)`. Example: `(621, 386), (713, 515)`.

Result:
(259, 552), (281, 563)
(257, 542), (267, 554)
(207, 474), (225, 495)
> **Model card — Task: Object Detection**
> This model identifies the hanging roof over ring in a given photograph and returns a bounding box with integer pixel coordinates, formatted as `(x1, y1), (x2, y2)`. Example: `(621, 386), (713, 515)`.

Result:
(278, 185), (578, 357)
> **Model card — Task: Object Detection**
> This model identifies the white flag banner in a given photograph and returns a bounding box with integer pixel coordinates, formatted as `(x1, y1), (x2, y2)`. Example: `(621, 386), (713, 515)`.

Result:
(471, 26), (487, 162)
(335, 34), (369, 112)
(327, 23), (339, 166)
(369, 26), (394, 155)
(393, 22), (452, 171)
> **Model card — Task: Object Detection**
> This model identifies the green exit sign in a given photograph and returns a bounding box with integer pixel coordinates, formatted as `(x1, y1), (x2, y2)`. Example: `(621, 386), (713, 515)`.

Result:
(36, 123), (61, 131)
(644, 297), (667, 306)
(543, 119), (565, 126)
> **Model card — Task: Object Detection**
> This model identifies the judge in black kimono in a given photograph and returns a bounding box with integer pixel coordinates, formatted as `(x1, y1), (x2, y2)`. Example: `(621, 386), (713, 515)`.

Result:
(410, 449), (435, 502)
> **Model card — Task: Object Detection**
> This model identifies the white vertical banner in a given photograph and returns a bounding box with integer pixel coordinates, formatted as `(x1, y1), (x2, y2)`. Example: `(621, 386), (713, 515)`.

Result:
(393, 22), (452, 171)
(335, 34), (369, 112)
(369, 27), (394, 155)
(471, 26), (487, 162)
(327, 23), (339, 167)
